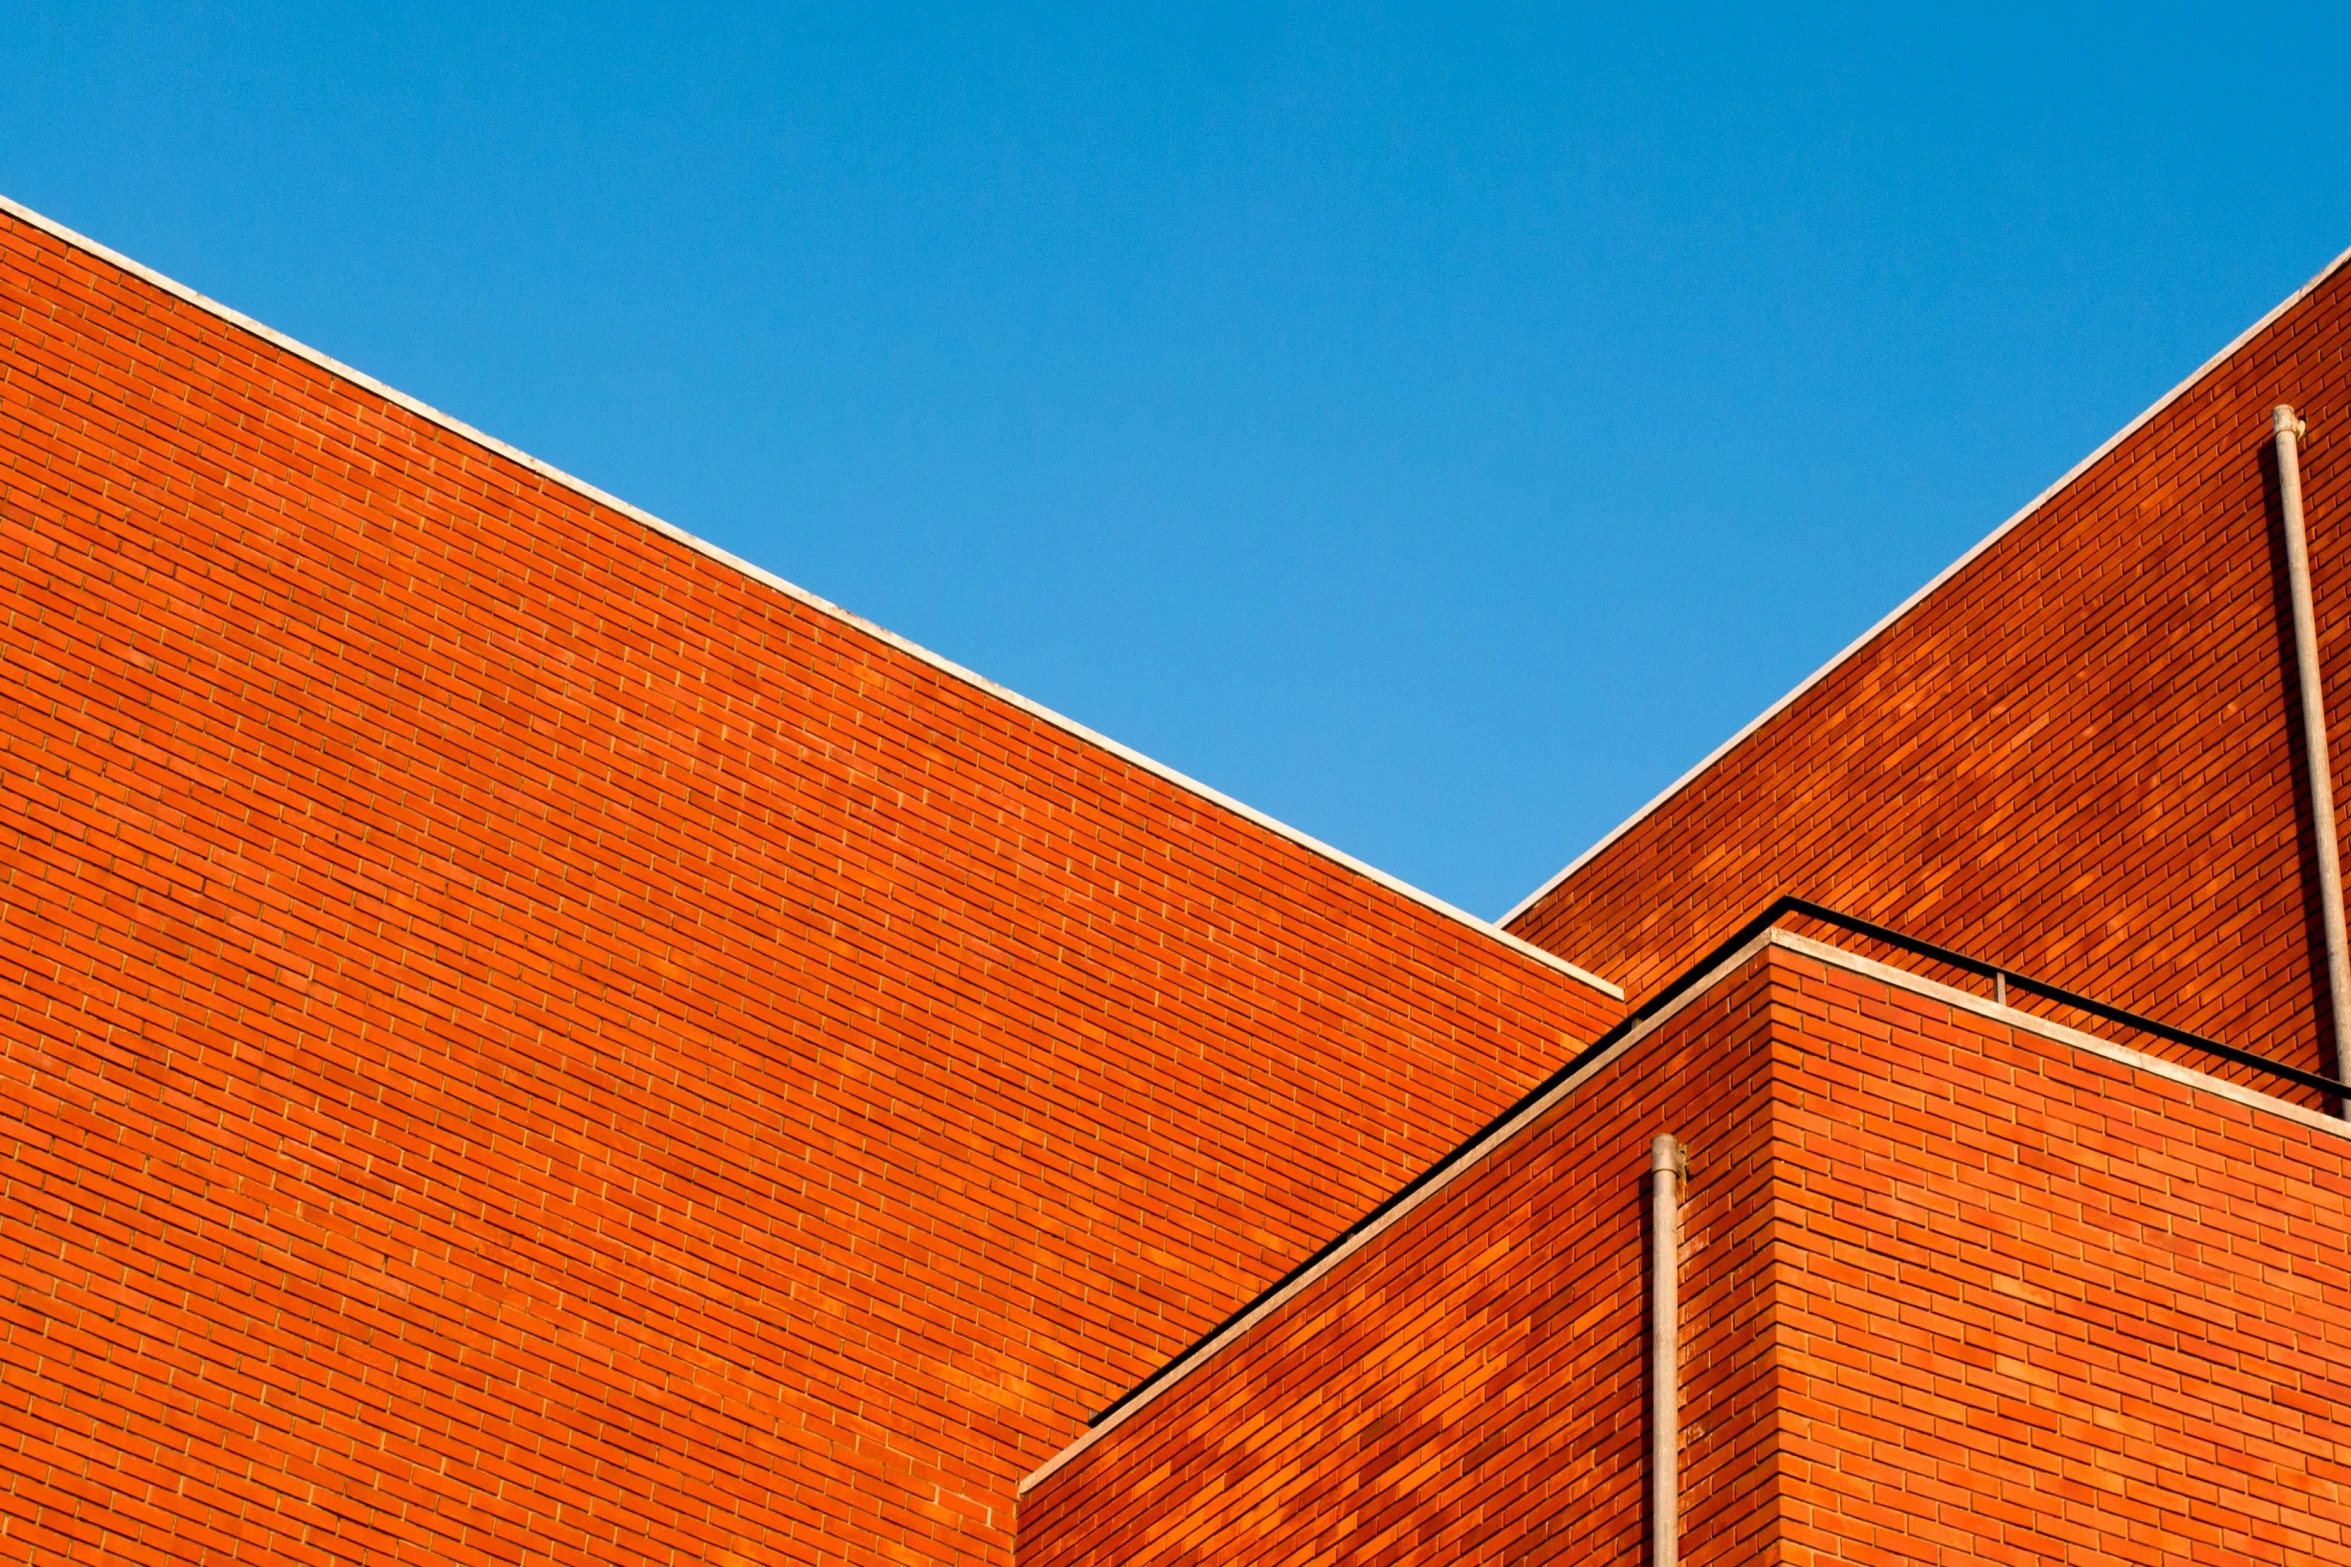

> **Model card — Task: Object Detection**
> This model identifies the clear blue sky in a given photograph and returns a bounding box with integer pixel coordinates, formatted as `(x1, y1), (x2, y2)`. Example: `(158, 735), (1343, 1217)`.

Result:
(8, 5), (2350, 919)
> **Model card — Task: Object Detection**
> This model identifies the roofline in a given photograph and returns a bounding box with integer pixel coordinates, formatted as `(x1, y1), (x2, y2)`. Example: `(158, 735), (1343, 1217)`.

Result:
(1020, 919), (2351, 1499)
(0, 191), (1620, 1003)
(1497, 239), (2351, 933)
(1015, 913), (1774, 1501)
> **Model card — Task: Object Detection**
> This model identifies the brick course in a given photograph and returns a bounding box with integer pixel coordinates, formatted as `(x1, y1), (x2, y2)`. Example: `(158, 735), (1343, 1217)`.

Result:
(0, 209), (1619, 1566)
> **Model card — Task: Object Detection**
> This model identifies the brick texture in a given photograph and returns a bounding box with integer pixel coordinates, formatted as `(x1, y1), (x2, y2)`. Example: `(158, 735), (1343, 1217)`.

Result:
(1017, 955), (1793, 1566)
(1510, 261), (2351, 1081)
(0, 211), (1622, 1565)
(1769, 944), (2351, 1564)
(1021, 938), (2351, 1564)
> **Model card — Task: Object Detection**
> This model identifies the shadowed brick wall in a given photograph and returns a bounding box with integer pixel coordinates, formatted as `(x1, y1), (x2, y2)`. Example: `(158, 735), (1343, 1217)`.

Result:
(0, 209), (1619, 1567)
(1510, 258), (2351, 1081)
(1021, 938), (2351, 1564)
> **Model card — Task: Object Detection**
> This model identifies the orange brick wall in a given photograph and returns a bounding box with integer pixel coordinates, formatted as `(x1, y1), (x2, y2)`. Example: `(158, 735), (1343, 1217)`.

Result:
(1020, 939), (2351, 1564)
(1511, 259), (2351, 1079)
(0, 210), (1621, 1565)
(1769, 943), (2351, 1562)
(1017, 955), (1794, 1566)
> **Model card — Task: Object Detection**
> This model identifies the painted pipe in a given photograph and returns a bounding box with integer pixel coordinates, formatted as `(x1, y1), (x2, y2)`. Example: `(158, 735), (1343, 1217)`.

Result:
(2275, 404), (2351, 1111)
(1649, 1133), (1688, 1567)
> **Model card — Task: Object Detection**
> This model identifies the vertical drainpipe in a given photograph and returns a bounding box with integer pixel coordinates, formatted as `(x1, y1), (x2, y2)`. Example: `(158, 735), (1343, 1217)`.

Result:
(1649, 1134), (1689, 1567)
(2275, 404), (2351, 1111)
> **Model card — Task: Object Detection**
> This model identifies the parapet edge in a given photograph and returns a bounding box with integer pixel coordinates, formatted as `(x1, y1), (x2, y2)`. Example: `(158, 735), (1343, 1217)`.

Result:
(0, 190), (1622, 1003)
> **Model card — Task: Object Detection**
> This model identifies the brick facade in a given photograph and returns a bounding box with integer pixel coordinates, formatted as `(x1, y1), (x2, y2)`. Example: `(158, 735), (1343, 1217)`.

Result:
(6, 192), (2347, 1567)
(1018, 946), (1790, 1566)
(1770, 942), (2351, 1563)
(0, 206), (1619, 1566)
(1020, 936), (2351, 1564)
(1509, 254), (2351, 1081)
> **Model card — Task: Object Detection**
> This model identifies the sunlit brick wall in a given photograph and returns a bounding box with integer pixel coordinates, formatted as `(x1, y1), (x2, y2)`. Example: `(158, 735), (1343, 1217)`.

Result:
(1767, 942), (2351, 1563)
(0, 210), (1620, 1567)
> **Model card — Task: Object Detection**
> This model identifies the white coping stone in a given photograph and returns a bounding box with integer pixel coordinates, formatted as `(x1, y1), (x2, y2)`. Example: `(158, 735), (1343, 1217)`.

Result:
(1019, 926), (2351, 1498)
(0, 190), (1620, 1002)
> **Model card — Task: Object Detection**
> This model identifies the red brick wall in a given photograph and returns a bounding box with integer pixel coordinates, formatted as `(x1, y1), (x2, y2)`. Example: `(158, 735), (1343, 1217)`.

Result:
(1017, 953), (1794, 1567)
(1021, 937), (2351, 1564)
(1510, 260), (2351, 1079)
(0, 211), (1620, 1565)
(1769, 941), (2351, 1564)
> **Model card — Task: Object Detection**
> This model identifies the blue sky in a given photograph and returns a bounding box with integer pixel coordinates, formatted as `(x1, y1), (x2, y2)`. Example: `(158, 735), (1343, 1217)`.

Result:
(8, 4), (2350, 918)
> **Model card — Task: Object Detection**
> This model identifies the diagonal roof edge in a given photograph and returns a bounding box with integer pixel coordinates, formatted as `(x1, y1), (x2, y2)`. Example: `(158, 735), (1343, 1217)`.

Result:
(0, 191), (1620, 1002)
(1499, 240), (2351, 933)
(1015, 915), (1775, 1501)
(1019, 918), (2351, 1500)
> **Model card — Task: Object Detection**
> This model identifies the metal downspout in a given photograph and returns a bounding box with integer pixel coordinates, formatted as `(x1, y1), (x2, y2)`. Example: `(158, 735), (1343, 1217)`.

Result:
(1649, 1134), (1688, 1567)
(2275, 405), (2351, 1112)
